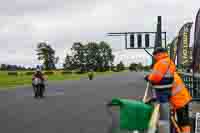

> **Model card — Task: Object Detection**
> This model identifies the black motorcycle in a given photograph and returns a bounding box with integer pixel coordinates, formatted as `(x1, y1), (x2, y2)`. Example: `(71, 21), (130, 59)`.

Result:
(32, 78), (45, 98)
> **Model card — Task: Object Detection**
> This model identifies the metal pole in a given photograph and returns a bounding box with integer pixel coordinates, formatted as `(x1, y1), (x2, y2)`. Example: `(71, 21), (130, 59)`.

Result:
(144, 48), (153, 57)
(165, 32), (167, 49)
(155, 16), (162, 49)
(159, 16), (162, 48)
(125, 33), (128, 49)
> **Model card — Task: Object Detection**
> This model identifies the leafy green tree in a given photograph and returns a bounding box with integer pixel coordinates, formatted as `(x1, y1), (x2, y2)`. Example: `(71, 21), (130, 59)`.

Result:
(111, 64), (116, 71)
(63, 54), (74, 70)
(129, 63), (137, 71)
(71, 42), (88, 71)
(98, 41), (114, 71)
(86, 42), (99, 70)
(137, 63), (143, 71)
(116, 61), (125, 71)
(0, 64), (7, 70)
(143, 65), (151, 71)
(67, 41), (115, 72)
(36, 42), (59, 70)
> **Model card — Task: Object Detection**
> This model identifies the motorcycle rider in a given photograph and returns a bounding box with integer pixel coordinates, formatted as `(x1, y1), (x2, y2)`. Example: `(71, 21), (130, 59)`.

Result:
(32, 68), (45, 81)
(32, 68), (45, 94)
(145, 47), (192, 133)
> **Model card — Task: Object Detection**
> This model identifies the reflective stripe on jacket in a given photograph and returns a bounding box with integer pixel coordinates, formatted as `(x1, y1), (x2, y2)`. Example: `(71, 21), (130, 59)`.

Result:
(170, 73), (192, 109)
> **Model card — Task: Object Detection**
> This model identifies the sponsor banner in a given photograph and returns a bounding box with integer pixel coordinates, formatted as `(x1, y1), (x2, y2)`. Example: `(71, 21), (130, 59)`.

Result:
(177, 22), (193, 67)
(193, 9), (200, 73)
(167, 43), (171, 56)
(169, 37), (178, 63)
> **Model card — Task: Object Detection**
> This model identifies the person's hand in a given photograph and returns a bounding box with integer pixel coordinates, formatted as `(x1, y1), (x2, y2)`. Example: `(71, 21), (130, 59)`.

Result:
(44, 76), (48, 80)
(106, 100), (113, 107)
(144, 75), (149, 81)
(144, 97), (157, 104)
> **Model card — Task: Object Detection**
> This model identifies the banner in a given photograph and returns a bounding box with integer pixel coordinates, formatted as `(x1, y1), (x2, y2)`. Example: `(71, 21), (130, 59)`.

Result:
(193, 9), (200, 73)
(169, 37), (178, 62)
(167, 43), (171, 56)
(176, 22), (193, 68)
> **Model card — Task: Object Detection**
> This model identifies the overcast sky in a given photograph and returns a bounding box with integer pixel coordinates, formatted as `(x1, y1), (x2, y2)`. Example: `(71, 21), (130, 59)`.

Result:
(0, 0), (199, 67)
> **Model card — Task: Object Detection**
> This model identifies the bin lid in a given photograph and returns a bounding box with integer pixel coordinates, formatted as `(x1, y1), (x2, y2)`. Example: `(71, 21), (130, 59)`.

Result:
(110, 98), (153, 131)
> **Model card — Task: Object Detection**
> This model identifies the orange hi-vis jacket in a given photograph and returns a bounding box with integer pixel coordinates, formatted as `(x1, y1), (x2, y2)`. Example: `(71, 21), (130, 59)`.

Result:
(148, 52), (176, 85)
(148, 52), (192, 109)
(170, 72), (192, 109)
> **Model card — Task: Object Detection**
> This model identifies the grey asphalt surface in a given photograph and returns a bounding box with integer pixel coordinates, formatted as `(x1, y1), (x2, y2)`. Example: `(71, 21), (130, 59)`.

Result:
(0, 72), (146, 133)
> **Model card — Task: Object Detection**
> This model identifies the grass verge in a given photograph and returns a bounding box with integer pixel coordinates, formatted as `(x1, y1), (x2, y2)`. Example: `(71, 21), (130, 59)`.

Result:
(0, 70), (128, 89)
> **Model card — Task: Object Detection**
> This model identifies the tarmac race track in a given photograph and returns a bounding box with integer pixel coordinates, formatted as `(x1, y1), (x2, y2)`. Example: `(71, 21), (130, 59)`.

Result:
(0, 71), (147, 133)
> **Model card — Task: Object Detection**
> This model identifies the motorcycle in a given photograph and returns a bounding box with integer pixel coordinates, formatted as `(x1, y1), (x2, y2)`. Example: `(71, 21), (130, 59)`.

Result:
(32, 78), (46, 98)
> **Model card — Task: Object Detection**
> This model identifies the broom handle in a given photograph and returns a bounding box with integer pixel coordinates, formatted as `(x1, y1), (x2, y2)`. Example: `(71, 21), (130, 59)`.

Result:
(171, 115), (182, 133)
(147, 104), (160, 133)
(143, 82), (150, 103)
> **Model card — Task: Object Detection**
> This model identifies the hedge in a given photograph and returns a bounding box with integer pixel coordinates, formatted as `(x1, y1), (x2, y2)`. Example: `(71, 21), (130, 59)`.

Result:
(25, 71), (35, 75)
(75, 71), (86, 74)
(61, 71), (73, 75)
(129, 63), (137, 71)
(8, 71), (18, 76)
(88, 72), (94, 80)
(44, 71), (54, 75)
(111, 69), (119, 72)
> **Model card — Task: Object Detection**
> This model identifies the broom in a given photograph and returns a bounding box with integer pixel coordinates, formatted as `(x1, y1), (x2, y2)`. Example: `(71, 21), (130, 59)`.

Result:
(147, 104), (160, 133)
(143, 82), (150, 103)
(143, 82), (181, 133)
(142, 82), (160, 133)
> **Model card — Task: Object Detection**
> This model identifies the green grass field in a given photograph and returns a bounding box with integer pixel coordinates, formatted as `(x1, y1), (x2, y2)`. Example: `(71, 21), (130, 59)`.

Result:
(0, 70), (127, 89)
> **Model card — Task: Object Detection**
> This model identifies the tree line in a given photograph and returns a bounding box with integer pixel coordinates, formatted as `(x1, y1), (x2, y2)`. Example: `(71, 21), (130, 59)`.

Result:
(0, 64), (35, 71)
(35, 41), (115, 72)
(129, 63), (151, 72)
(0, 41), (115, 72)
(63, 41), (114, 72)
(1, 41), (151, 72)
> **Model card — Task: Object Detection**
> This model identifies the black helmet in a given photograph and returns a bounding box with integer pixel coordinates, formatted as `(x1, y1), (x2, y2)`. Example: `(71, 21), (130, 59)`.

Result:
(153, 47), (167, 55)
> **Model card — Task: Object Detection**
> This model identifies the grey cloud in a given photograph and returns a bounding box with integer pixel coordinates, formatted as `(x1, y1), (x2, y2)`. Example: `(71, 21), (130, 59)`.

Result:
(0, 0), (105, 16)
(0, 0), (200, 66)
